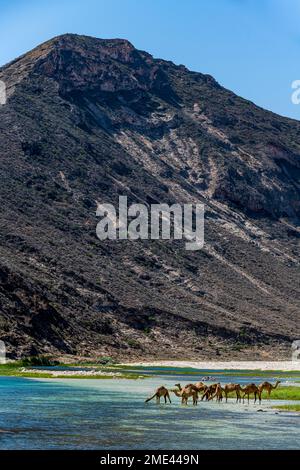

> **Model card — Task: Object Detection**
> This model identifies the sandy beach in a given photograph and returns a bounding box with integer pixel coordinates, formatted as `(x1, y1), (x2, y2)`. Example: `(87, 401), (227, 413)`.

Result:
(121, 361), (300, 371)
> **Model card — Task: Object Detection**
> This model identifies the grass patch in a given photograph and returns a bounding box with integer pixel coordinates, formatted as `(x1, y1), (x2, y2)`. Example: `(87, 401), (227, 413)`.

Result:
(225, 386), (300, 401)
(260, 386), (300, 401)
(0, 363), (146, 380)
(114, 365), (300, 378)
(272, 404), (300, 412)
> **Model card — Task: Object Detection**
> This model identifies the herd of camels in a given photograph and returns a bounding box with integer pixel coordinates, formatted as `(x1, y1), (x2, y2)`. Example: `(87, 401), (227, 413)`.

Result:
(145, 380), (281, 405)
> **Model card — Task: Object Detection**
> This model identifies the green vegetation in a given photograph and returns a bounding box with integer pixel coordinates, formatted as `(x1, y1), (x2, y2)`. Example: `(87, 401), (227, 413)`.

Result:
(273, 404), (300, 412)
(0, 364), (53, 379)
(21, 356), (60, 367)
(220, 371), (300, 378)
(225, 386), (300, 401)
(51, 373), (143, 380)
(114, 364), (300, 378)
(95, 356), (116, 366)
(0, 362), (146, 380)
(1, 360), (299, 385)
(260, 386), (300, 401)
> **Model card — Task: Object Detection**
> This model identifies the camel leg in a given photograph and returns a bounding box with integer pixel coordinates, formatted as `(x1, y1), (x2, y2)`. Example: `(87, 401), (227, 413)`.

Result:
(167, 392), (171, 404)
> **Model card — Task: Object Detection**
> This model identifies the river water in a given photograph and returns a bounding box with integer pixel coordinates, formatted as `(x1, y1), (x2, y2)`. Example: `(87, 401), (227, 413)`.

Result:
(0, 372), (299, 449)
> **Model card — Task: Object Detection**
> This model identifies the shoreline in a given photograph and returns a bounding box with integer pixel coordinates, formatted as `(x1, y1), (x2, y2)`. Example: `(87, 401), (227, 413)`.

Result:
(120, 360), (300, 371)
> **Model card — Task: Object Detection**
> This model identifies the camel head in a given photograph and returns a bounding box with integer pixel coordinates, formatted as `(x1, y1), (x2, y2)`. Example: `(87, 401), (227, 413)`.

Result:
(174, 383), (181, 390)
(170, 388), (181, 396)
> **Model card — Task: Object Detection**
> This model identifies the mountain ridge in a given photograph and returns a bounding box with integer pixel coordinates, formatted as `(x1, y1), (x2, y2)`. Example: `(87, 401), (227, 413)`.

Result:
(0, 34), (299, 360)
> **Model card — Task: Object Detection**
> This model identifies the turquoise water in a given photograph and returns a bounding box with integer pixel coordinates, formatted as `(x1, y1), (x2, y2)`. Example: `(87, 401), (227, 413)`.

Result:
(0, 374), (299, 450)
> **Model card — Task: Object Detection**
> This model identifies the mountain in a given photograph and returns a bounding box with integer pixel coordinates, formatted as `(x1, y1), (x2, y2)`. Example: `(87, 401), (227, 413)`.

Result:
(0, 34), (299, 360)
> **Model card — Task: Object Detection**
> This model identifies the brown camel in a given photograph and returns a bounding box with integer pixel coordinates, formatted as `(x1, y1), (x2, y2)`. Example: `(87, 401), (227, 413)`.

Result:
(224, 383), (242, 403)
(173, 383), (198, 405)
(201, 383), (218, 401)
(198, 384), (209, 398)
(209, 383), (224, 402)
(258, 381), (281, 400)
(240, 383), (260, 403)
(145, 386), (171, 404)
(183, 382), (206, 393)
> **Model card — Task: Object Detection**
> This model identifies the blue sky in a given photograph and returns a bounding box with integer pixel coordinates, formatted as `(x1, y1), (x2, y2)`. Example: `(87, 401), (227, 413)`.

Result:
(0, 0), (300, 119)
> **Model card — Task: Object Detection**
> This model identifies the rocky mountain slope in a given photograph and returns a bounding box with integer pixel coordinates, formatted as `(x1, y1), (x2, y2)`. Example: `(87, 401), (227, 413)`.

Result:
(0, 34), (299, 359)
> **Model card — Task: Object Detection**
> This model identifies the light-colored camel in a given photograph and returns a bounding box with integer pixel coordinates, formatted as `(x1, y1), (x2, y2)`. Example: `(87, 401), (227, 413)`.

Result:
(209, 383), (224, 402)
(145, 386), (171, 404)
(173, 383), (198, 405)
(224, 383), (242, 403)
(191, 382), (209, 399)
(258, 381), (281, 400)
(240, 383), (260, 403)
(194, 382), (207, 392)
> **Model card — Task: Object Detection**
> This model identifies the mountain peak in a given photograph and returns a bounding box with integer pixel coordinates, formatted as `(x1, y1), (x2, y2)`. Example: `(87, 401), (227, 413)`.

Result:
(1, 35), (300, 359)
(41, 33), (136, 55)
(0, 34), (141, 95)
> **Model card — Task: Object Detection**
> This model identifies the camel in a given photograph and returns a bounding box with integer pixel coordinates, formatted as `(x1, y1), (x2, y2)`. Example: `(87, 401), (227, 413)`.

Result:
(240, 383), (260, 403)
(186, 382), (209, 398)
(258, 381), (281, 400)
(194, 382), (207, 392)
(145, 386), (171, 404)
(201, 383), (218, 401)
(173, 383), (198, 405)
(224, 383), (242, 403)
(209, 383), (224, 402)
